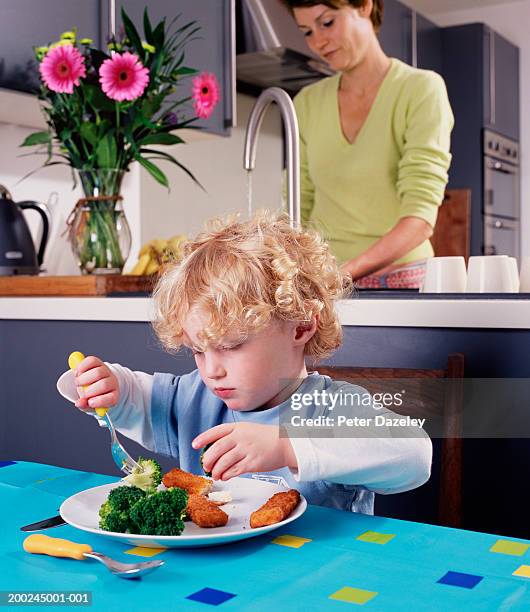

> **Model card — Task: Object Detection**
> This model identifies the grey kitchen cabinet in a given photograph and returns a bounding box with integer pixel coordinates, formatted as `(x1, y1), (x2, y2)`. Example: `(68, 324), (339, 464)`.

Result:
(378, 0), (412, 65)
(379, 1), (442, 73)
(443, 24), (519, 142)
(442, 23), (520, 255)
(110, 1), (235, 136)
(484, 27), (519, 141)
(0, 0), (101, 94)
(416, 12), (442, 74)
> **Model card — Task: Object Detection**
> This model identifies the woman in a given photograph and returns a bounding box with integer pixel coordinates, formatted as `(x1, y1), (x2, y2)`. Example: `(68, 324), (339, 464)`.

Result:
(282, 0), (454, 288)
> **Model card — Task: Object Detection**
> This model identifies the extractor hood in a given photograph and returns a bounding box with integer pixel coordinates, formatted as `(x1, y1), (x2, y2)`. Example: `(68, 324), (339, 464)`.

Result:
(236, 0), (334, 96)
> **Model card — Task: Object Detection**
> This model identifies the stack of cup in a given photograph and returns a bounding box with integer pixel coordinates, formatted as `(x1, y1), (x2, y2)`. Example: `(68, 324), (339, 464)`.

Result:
(420, 255), (523, 293)
(421, 256), (467, 293)
(520, 257), (530, 293)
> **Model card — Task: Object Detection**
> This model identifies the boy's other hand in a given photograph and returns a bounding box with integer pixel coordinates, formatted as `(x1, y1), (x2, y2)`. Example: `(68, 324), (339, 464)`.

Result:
(72, 356), (119, 411)
(192, 423), (298, 481)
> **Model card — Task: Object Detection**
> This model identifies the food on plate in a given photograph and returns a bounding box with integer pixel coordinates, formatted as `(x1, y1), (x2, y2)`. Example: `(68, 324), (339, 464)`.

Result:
(250, 489), (301, 528)
(186, 494), (229, 528)
(129, 488), (189, 536)
(99, 485), (146, 533)
(208, 490), (232, 505)
(163, 467), (213, 496)
(200, 443), (213, 477)
(122, 457), (163, 493)
(98, 485), (188, 536)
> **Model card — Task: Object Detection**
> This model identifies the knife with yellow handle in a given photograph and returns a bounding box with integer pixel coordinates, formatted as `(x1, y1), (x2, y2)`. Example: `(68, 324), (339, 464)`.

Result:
(68, 351), (107, 417)
(23, 534), (164, 578)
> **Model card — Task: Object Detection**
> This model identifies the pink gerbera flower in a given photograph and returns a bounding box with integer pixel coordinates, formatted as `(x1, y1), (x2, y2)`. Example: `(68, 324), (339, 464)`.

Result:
(39, 44), (86, 94)
(99, 52), (149, 102)
(192, 72), (220, 119)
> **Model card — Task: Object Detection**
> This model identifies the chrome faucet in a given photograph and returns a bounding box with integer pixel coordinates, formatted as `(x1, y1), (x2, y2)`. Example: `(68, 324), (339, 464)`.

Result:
(243, 87), (300, 228)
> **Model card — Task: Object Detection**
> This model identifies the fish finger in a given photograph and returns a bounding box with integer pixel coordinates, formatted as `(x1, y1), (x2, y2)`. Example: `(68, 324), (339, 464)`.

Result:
(187, 493), (229, 528)
(250, 489), (300, 528)
(162, 468), (213, 496)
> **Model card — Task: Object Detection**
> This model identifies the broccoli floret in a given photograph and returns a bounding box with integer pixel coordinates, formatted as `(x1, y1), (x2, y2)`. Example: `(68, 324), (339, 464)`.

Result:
(129, 487), (188, 536)
(99, 501), (129, 533)
(98, 485), (146, 533)
(122, 457), (162, 493)
(200, 443), (213, 477)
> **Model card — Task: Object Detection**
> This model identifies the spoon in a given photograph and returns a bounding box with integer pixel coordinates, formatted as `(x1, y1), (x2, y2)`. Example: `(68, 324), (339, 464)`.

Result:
(23, 534), (164, 579)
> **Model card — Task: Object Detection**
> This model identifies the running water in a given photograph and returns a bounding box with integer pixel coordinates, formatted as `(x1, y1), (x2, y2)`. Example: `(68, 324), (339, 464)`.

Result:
(246, 170), (253, 219)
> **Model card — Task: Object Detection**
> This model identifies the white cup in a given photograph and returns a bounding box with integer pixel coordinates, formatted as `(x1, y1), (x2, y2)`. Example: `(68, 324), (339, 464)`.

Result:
(520, 257), (530, 292)
(508, 257), (520, 292)
(465, 256), (514, 293)
(421, 256), (467, 293)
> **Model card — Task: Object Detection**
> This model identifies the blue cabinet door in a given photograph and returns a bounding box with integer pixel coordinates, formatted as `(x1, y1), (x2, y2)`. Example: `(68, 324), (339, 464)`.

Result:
(111, 0), (235, 136)
(0, 0), (100, 94)
(484, 28), (519, 140)
(416, 12), (442, 74)
(378, 0), (412, 64)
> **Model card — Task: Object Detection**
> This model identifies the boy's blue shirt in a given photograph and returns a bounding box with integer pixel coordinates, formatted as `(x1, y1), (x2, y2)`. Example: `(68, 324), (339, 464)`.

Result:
(151, 369), (375, 513)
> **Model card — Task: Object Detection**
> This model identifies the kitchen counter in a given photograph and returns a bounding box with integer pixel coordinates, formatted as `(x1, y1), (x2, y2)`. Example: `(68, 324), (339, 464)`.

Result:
(1, 295), (529, 328)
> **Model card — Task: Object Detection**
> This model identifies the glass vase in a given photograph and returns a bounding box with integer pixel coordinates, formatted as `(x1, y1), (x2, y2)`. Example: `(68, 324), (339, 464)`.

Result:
(69, 169), (132, 275)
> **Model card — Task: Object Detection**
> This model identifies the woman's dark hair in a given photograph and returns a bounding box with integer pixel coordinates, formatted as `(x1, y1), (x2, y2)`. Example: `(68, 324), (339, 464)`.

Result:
(281, 0), (384, 33)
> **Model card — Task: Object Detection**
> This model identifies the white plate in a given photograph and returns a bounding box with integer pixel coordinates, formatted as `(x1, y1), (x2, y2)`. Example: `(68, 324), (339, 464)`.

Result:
(60, 478), (307, 548)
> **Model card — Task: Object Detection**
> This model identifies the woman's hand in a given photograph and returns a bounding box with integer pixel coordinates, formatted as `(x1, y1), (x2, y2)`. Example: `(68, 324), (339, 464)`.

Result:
(341, 216), (433, 280)
(72, 356), (119, 411)
(192, 423), (298, 481)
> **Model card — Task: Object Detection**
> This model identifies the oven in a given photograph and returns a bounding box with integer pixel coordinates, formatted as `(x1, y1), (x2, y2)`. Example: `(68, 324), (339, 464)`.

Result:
(483, 129), (520, 256)
(484, 216), (519, 257)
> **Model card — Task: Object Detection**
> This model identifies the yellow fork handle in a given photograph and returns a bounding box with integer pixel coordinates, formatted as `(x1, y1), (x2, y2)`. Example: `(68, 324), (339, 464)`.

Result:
(68, 351), (108, 417)
(23, 534), (92, 560)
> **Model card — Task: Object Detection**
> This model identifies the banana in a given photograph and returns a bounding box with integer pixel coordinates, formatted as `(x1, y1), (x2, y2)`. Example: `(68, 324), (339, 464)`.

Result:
(130, 252), (151, 275)
(130, 234), (187, 276)
(145, 258), (160, 275)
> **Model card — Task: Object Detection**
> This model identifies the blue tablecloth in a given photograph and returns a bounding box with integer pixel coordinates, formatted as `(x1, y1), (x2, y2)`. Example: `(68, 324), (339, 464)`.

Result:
(2, 461), (530, 611)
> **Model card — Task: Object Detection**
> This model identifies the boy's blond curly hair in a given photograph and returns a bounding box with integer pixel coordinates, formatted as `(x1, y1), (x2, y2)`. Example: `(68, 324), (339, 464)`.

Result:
(152, 211), (351, 361)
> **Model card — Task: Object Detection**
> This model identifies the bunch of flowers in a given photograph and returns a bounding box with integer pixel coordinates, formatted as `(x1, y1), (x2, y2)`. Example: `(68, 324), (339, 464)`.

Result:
(21, 8), (220, 188)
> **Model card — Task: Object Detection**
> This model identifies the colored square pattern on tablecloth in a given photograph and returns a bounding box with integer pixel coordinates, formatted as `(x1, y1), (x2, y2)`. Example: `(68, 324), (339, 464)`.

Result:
(513, 565), (530, 578)
(272, 535), (312, 548)
(186, 588), (236, 606)
(437, 571), (483, 589)
(356, 530), (395, 545)
(329, 587), (378, 605)
(125, 546), (167, 557)
(490, 539), (530, 556)
(0, 461), (16, 468)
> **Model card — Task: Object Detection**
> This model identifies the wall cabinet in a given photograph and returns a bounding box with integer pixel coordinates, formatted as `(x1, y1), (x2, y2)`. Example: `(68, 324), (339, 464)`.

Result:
(442, 23), (520, 255)
(0, 0), (234, 136)
(483, 27), (520, 141)
(379, 0), (412, 65)
(0, 0), (100, 94)
(379, 0), (442, 73)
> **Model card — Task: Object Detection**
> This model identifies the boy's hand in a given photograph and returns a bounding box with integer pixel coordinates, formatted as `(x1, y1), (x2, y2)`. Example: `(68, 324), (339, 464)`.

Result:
(192, 423), (298, 481)
(71, 356), (119, 411)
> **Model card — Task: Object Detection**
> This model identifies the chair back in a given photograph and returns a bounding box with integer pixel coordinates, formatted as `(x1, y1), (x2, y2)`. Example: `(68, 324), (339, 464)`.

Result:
(317, 353), (464, 527)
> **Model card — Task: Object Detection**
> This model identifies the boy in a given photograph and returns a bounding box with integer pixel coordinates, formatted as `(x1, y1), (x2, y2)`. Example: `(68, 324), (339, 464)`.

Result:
(63, 213), (431, 513)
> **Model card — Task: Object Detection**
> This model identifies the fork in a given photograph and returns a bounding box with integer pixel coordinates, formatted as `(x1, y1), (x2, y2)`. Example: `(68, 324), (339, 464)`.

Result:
(68, 351), (141, 475)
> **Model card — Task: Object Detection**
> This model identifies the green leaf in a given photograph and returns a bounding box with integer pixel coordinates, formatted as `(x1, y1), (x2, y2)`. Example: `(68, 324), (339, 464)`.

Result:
(20, 131), (51, 147)
(135, 155), (169, 188)
(140, 147), (203, 190)
(96, 131), (117, 168)
(143, 8), (154, 44)
(80, 123), (98, 146)
(138, 133), (184, 146)
(173, 66), (196, 76)
(121, 7), (144, 56)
